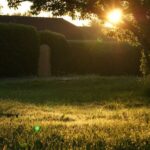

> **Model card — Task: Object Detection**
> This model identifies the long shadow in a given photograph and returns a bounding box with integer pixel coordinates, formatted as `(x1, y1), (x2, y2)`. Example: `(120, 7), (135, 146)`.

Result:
(0, 77), (149, 107)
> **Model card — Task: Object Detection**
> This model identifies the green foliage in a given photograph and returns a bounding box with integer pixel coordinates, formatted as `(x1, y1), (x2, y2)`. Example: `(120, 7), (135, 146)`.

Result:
(39, 34), (141, 76)
(6, 1), (150, 74)
(0, 23), (39, 77)
(68, 40), (141, 75)
(141, 75), (150, 97)
(39, 32), (141, 76)
(103, 28), (140, 47)
(39, 30), (70, 75)
(140, 49), (150, 76)
(7, 0), (150, 76)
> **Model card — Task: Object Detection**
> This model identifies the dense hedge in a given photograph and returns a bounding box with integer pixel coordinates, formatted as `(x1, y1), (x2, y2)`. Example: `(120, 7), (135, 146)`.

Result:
(67, 40), (141, 75)
(39, 30), (70, 75)
(39, 32), (141, 75)
(0, 23), (39, 77)
(0, 24), (140, 77)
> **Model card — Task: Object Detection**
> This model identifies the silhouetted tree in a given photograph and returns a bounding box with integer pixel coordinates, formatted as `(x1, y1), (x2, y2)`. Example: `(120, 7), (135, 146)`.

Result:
(7, 0), (150, 74)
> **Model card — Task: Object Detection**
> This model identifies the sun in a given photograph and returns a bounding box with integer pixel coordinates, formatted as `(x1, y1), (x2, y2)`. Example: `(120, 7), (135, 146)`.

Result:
(107, 9), (123, 24)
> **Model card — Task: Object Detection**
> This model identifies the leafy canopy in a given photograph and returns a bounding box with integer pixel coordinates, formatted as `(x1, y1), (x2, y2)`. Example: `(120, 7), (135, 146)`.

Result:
(7, 0), (150, 37)
(6, 0), (150, 73)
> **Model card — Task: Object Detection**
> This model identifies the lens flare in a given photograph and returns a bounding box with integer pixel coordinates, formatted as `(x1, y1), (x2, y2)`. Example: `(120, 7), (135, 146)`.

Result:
(34, 125), (41, 132)
(107, 9), (122, 24)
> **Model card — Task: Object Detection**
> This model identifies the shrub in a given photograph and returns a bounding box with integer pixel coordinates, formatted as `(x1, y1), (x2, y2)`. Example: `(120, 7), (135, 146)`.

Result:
(0, 23), (39, 77)
(67, 40), (141, 75)
(39, 30), (70, 75)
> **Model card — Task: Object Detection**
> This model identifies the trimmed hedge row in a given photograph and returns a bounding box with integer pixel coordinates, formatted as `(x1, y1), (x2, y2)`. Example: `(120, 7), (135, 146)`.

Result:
(67, 40), (141, 75)
(0, 23), (141, 77)
(0, 23), (39, 77)
(39, 31), (141, 75)
(39, 30), (70, 75)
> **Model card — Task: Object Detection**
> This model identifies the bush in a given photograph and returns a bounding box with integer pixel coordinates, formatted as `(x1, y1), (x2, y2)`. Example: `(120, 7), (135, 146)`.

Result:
(67, 40), (141, 75)
(39, 30), (70, 75)
(0, 23), (39, 77)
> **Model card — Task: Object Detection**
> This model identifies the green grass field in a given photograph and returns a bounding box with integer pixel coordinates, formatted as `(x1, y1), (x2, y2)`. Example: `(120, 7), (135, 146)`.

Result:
(0, 76), (150, 150)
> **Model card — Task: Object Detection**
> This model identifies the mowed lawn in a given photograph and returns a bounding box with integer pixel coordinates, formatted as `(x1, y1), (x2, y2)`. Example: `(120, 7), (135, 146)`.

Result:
(0, 76), (150, 150)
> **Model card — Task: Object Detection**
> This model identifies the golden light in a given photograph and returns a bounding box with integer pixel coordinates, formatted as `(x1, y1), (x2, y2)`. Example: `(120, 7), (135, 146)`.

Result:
(107, 9), (122, 24)
(104, 22), (114, 28)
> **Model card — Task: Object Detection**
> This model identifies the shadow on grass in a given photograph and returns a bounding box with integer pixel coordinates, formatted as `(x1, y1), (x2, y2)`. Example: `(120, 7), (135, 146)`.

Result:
(0, 76), (149, 107)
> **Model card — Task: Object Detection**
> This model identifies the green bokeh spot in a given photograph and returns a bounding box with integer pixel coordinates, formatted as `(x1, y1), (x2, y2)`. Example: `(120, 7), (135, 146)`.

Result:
(34, 125), (41, 132)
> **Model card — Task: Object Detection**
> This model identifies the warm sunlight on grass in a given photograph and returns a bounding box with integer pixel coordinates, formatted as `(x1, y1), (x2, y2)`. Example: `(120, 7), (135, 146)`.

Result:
(0, 76), (150, 149)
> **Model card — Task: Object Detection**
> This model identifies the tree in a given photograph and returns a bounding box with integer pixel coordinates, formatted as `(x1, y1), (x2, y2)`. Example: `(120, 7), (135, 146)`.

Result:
(7, 0), (150, 74)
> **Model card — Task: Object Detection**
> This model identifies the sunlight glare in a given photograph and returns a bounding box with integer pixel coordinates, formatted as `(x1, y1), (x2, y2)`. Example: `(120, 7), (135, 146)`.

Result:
(0, 0), (32, 15)
(104, 22), (114, 28)
(107, 9), (122, 24)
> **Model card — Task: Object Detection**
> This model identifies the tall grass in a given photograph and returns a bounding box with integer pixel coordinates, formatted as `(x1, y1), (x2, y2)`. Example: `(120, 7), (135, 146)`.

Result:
(0, 76), (150, 149)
